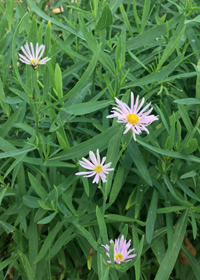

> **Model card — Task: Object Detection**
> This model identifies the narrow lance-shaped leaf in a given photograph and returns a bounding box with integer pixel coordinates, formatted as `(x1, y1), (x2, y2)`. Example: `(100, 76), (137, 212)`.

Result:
(154, 210), (189, 280)
(146, 188), (158, 244)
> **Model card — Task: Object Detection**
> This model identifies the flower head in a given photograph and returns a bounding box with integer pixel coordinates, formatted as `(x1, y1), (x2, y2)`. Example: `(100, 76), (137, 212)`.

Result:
(75, 149), (114, 184)
(102, 235), (137, 264)
(107, 92), (158, 140)
(19, 42), (51, 69)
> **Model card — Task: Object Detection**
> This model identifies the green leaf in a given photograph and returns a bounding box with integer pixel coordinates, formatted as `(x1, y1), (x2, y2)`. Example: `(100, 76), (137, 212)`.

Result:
(119, 4), (133, 37)
(158, 17), (185, 69)
(49, 43), (101, 109)
(67, 5), (93, 17)
(73, 220), (99, 250)
(96, 4), (113, 32)
(54, 63), (63, 100)
(180, 170), (197, 179)
(168, 112), (175, 150)
(0, 221), (16, 234)
(141, 0), (151, 33)
(29, 211), (38, 276)
(38, 201), (53, 211)
(28, 173), (48, 200)
(146, 189), (158, 244)
(176, 179), (200, 202)
(137, 139), (200, 164)
(96, 206), (108, 244)
(178, 104), (193, 134)
(163, 174), (191, 206)
(109, 164), (125, 205)
(0, 76), (10, 116)
(174, 98), (200, 105)
(186, 26), (200, 61)
(0, 147), (35, 159)
(143, 227), (167, 255)
(23, 195), (40, 208)
(63, 100), (112, 115)
(155, 103), (169, 134)
(34, 221), (64, 263)
(170, 159), (183, 184)
(45, 20), (51, 55)
(0, 188), (7, 205)
(109, 0), (124, 13)
(28, 16), (37, 46)
(0, 109), (21, 138)
(181, 244), (200, 278)
(128, 140), (152, 186)
(127, 14), (183, 50)
(80, 16), (115, 74)
(0, 258), (12, 271)
(123, 55), (184, 88)
(18, 251), (35, 280)
(27, 0), (84, 39)
(37, 212), (57, 224)
(190, 210), (197, 240)
(180, 138), (198, 155)
(9, 88), (30, 104)
(105, 214), (145, 226)
(154, 210), (189, 280)
(105, 126), (123, 198)
(157, 206), (188, 213)
(6, 0), (14, 30)
(48, 227), (75, 259)
(49, 125), (120, 161)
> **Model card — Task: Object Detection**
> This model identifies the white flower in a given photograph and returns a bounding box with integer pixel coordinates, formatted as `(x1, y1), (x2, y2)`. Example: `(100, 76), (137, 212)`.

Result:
(107, 92), (158, 140)
(75, 149), (114, 184)
(19, 42), (51, 69)
(102, 235), (137, 264)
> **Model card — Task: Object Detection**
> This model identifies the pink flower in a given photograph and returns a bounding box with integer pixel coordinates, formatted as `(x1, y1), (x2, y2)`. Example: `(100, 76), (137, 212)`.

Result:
(75, 149), (114, 184)
(107, 92), (158, 140)
(19, 42), (51, 69)
(102, 235), (137, 264)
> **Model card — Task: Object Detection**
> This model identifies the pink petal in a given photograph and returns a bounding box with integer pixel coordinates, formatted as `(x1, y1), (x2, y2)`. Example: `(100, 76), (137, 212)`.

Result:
(30, 42), (35, 58)
(81, 157), (95, 168)
(75, 171), (95, 176)
(92, 173), (100, 184)
(96, 149), (101, 165)
(37, 45), (45, 60)
(21, 45), (31, 60)
(99, 172), (107, 183)
(130, 92), (134, 111)
(89, 151), (98, 166)
(135, 97), (145, 114)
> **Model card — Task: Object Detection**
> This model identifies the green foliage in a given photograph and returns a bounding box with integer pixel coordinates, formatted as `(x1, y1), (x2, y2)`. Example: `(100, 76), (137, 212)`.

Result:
(0, 0), (200, 279)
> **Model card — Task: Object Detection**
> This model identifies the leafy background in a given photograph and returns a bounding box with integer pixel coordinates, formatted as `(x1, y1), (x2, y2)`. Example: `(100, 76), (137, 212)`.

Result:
(0, 0), (200, 279)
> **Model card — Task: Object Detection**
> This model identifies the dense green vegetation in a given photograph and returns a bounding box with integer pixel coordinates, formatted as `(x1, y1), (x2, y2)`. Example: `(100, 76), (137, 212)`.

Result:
(0, 0), (200, 279)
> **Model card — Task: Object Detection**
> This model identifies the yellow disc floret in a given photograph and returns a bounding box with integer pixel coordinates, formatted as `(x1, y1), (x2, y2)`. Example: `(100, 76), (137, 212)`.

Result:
(126, 113), (140, 125)
(115, 253), (123, 262)
(30, 58), (39, 65)
(94, 165), (103, 173)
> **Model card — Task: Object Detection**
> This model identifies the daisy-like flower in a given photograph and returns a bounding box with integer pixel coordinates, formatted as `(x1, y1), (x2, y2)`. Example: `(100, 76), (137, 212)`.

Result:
(19, 42), (51, 70)
(107, 92), (158, 140)
(75, 149), (114, 184)
(102, 235), (137, 264)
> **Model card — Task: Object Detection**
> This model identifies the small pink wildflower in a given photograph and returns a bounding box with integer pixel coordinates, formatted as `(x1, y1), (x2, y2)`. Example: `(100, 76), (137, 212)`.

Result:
(75, 149), (114, 184)
(19, 42), (51, 69)
(107, 92), (158, 140)
(102, 235), (137, 264)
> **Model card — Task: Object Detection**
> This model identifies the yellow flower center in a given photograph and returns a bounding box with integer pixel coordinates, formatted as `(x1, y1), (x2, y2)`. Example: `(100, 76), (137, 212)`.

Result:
(115, 253), (123, 262)
(30, 58), (39, 66)
(126, 113), (140, 125)
(94, 165), (103, 173)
